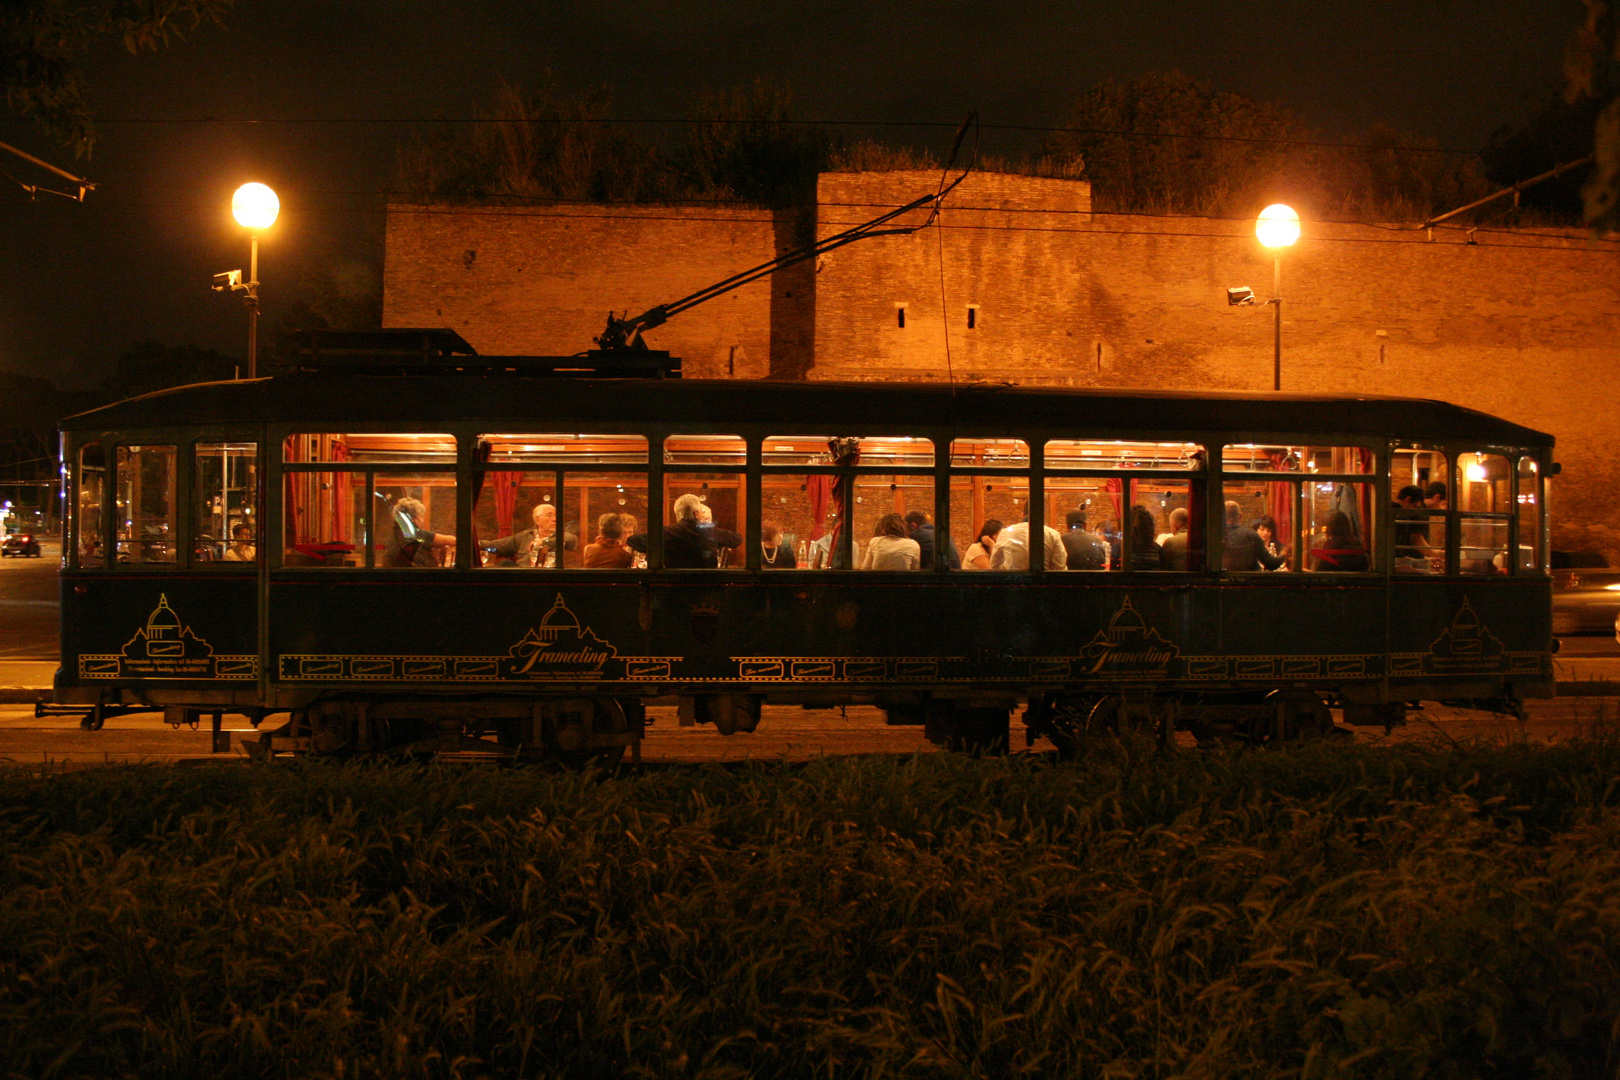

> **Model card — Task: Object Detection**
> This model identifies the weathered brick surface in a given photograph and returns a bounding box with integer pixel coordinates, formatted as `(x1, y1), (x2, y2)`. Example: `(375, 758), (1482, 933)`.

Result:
(385, 173), (1620, 559)
(383, 202), (812, 379)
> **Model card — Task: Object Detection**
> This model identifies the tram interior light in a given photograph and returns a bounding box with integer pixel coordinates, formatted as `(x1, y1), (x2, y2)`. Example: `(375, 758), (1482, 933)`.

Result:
(1227, 286), (1255, 306)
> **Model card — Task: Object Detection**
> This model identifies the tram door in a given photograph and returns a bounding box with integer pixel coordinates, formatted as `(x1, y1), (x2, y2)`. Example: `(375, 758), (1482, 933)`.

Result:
(57, 431), (263, 706)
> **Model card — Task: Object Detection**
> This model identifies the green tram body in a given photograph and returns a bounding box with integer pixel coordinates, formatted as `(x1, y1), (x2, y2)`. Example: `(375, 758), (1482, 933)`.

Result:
(54, 373), (1555, 757)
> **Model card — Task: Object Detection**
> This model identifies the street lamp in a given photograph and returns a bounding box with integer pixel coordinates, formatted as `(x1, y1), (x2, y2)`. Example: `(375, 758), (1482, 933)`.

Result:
(213, 182), (279, 378)
(1255, 203), (1299, 391)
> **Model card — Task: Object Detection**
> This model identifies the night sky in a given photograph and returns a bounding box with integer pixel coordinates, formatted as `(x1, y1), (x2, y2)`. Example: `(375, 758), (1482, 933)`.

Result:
(0, 1), (1582, 388)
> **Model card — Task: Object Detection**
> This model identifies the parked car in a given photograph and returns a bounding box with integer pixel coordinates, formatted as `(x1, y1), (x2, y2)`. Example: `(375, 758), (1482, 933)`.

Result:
(1553, 568), (1620, 634)
(0, 532), (41, 558)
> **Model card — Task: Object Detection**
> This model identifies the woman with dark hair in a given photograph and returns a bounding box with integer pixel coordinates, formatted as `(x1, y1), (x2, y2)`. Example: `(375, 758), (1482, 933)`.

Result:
(963, 518), (1003, 571)
(1124, 504), (1165, 570)
(1311, 510), (1369, 572)
(860, 513), (921, 570)
(1251, 514), (1290, 563)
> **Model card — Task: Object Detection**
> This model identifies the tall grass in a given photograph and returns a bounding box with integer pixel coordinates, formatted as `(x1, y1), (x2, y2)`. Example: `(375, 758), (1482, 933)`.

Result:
(4, 740), (1620, 1078)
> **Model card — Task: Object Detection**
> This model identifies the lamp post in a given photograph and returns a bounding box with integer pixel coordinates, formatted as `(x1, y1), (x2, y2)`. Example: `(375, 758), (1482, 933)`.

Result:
(224, 182), (279, 378)
(1255, 203), (1299, 391)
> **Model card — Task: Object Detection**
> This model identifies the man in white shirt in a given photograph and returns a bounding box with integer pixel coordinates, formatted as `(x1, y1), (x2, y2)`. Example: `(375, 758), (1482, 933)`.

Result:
(990, 519), (1067, 570)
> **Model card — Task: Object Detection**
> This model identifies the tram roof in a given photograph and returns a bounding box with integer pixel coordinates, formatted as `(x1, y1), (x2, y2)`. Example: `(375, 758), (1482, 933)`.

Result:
(62, 372), (1553, 447)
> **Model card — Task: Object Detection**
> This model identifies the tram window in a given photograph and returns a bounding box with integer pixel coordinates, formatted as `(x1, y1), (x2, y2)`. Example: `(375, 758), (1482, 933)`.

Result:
(114, 445), (177, 564)
(375, 481), (457, 568)
(851, 476), (935, 569)
(282, 433), (456, 464)
(564, 473), (649, 568)
(661, 474), (744, 568)
(194, 443), (258, 564)
(1222, 480), (1294, 571)
(765, 475), (836, 568)
(1303, 482), (1375, 572)
(950, 438), (1029, 468)
(1457, 453), (1512, 575)
(475, 473), (563, 568)
(665, 434), (745, 466)
(1045, 439), (1203, 471)
(481, 433), (648, 465)
(1517, 457), (1543, 572)
(1043, 476), (1112, 569)
(1223, 445), (1372, 474)
(951, 474), (1030, 564)
(76, 442), (105, 569)
(763, 436), (934, 467)
(285, 471), (365, 567)
(1393, 448), (1448, 574)
(1106, 481), (1201, 570)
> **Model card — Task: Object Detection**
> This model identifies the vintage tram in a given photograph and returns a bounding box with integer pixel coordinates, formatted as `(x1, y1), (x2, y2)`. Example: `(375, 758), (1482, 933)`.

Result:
(54, 358), (1555, 760)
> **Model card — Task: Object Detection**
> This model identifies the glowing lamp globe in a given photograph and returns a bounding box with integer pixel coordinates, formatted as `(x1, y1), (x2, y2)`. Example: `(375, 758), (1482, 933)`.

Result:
(232, 183), (280, 230)
(1255, 204), (1300, 249)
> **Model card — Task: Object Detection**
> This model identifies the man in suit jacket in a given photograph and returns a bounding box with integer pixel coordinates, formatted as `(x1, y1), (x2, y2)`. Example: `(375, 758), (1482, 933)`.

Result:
(1060, 509), (1108, 570)
(904, 510), (961, 570)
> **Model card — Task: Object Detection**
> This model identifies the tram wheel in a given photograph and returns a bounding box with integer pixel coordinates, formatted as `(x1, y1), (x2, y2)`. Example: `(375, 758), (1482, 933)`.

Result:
(1086, 695), (1165, 742)
(80, 704), (105, 731)
(1257, 691), (1336, 745)
(549, 698), (629, 771)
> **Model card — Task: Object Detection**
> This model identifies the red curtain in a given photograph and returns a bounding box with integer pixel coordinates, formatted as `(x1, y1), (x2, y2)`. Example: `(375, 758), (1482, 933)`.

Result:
(1105, 477), (1122, 522)
(806, 475), (832, 541)
(493, 472), (518, 537)
(1266, 452), (1292, 550)
(331, 441), (351, 543)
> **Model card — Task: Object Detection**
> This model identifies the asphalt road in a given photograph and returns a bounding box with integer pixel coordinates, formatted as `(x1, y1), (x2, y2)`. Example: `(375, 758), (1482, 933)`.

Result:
(0, 537), (59, 661)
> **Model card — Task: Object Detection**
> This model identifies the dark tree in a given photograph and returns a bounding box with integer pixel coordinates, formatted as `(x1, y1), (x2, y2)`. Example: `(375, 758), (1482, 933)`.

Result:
(0, 0), (231, 154)
(1564, 0), (1620, 231)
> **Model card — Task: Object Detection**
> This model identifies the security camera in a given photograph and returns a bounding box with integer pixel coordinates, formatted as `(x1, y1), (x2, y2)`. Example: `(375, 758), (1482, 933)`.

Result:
(1227, 286), (1255, 306)
(212, 269), (242, 292)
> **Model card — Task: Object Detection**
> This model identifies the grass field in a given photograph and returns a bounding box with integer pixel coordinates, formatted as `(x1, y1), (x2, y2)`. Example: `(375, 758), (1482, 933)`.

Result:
(4, 739), (1620, 1079)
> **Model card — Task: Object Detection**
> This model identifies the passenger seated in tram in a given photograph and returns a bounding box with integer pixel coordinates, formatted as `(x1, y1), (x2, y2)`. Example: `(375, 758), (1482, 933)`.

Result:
(760, 521), (796, 568)
(1425, 481), (1449, 510)
(904, 510), (959, 570)
(582, 513), (633, 568)
(222, 523), (256, 562)
(963, 519), (1003, 570)
(1310, 510), (1369, 572)
(861, 513), (920, 570)
(1223, 501), (1285, 571)
(990, 516), (1066, 570)
(1123, 505), (1166, 570)
(485, 503), (574, 567)
(1061, 509), (1107, 570)
(385, 497), (455, 568)
(1160, 508), (1190, 570)
(628, 494), (741, 568)
(1251, 514), (1289, 563)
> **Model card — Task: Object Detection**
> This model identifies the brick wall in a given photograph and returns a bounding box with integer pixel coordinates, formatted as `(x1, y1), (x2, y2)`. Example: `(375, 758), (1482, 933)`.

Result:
(383, 202), (814, 379)
(385, 174), (1620, 559)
